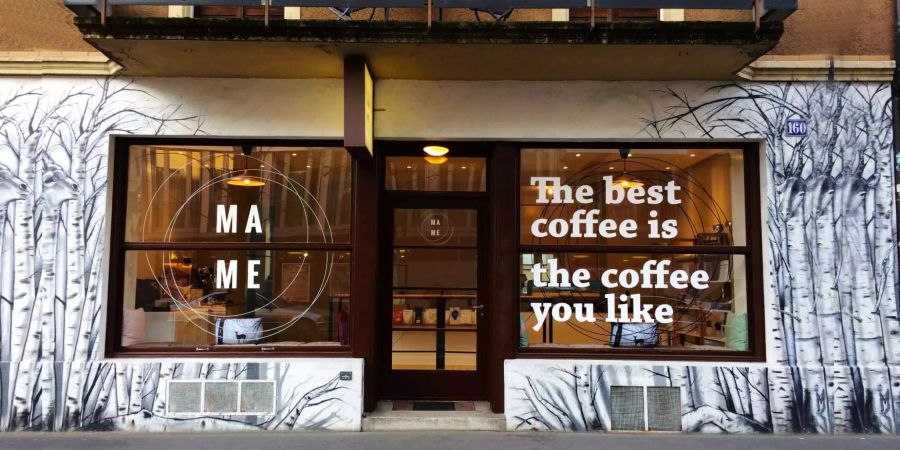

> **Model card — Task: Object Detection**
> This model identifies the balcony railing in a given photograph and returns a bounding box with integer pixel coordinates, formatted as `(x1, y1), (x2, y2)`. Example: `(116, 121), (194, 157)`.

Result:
(66, 0), (797, 28)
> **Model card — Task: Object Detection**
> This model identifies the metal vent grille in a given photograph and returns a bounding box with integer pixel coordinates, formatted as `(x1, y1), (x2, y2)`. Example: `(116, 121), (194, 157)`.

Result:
(647, 387), (682, 431)
(168, 381), (202, 414)
(204, 382), (239, 413)
(240, 381), (275, 414)
(167, 380), (276, 416)
(610, 386), (645, 431)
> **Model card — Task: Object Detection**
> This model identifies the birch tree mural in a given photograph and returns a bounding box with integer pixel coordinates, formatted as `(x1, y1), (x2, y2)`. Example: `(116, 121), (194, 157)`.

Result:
(0, 77), (361, 432)
(1, 76), (895, 433)
(507, 82), (899, 434)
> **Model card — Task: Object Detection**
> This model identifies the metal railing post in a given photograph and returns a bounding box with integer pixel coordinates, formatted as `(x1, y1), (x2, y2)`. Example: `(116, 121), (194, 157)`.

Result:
(101, 0), (107, 25)
(754, 0), (763, 31)
(265, 0), (270, 27)
(590, 0), (595, 30)
(427, 0), (433, 30)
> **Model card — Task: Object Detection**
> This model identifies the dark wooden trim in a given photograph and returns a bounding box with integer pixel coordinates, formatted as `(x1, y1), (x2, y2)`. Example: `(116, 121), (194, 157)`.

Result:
(489, 142), (520, 413)
(375, 143), (491, 401)
(109, 348), (352, 358)
(519, 245), (751, 254)
(104, 136), (352, 358)
(382, 190), (489, 200)
(105, 135), (344, 149)
(512, 141), (767, 363)
(517, 348), (764, 362)
(122, 242), (352, 251)
(350, 155), (379, 412)
(743, 142), (767, 361)
(377, 140), (497, 157)
(104, 137), (131, 359)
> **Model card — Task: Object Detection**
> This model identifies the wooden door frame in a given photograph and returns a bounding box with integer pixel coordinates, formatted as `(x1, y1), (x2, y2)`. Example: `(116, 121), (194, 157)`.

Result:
(377, 195), (490, 400)
(373, 142), (498, 402)
(359, 141), (515, 412)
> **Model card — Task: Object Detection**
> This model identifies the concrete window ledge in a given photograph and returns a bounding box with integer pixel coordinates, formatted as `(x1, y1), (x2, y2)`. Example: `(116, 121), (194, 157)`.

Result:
(738, 55), (896, 81)
(0, 51), (121, 76)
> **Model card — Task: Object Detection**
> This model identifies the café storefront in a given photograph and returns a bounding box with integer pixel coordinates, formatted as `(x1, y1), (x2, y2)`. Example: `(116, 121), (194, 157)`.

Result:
(0, 74), (896, 434)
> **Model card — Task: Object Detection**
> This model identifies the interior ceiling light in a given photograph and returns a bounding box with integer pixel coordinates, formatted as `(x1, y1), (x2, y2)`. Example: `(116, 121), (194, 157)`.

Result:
(423, 145), (449, 157)
(612, 148), (645, 189)
(424, 156), (448, 165)
(227, 145), (266, 187)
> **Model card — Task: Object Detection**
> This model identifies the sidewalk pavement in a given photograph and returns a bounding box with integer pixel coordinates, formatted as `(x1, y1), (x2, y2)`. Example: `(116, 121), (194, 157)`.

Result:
(0, 431), (896, 450)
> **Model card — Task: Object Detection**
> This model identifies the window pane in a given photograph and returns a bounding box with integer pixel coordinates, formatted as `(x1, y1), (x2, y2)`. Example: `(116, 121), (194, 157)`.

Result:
(125, 146), (351, 243)
(394, 248), (477, 289)
(121, 249), (350, 349)
(391, 289), (478, 371)
(519, 252), (749, 352)
(520, 148), (746, 246)
(386, 156), (486, 191)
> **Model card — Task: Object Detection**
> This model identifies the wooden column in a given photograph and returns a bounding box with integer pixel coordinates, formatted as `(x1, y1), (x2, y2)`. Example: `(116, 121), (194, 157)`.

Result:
(350, 156), (378, 412)
(489, 143), (519, 413)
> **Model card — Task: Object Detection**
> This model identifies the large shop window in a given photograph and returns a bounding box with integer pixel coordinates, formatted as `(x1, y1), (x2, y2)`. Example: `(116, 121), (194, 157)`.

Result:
(519, 147), (761, 357)
(112, 144), (351, 354)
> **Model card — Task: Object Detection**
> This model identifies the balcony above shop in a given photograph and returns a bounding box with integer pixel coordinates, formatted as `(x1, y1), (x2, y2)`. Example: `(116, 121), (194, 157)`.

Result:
(65, 1), (797, 80)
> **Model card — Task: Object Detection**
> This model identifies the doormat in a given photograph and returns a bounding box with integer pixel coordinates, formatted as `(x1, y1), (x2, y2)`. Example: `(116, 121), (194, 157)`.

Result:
(392, 401), (476, 411)
(413, 402), (455, 411)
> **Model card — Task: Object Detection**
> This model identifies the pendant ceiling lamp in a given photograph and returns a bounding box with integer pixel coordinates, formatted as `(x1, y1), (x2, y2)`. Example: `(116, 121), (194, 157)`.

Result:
(227, 145), (266, 187)
(612, 148), (644, 189)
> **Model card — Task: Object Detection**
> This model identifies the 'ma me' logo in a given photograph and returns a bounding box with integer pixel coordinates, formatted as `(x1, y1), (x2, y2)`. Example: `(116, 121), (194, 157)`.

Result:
(419, 211), (453, 245)
(215, 204), (263, 289)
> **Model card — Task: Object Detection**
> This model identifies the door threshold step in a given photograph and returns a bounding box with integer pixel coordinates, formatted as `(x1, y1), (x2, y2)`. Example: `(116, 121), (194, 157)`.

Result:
(362, 401), (506, 431)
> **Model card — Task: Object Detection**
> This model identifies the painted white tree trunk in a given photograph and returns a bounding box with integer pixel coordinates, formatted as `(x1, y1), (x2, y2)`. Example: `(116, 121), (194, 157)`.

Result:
(747, 368), (771, 427)
(783, 179), (829, 432)
(844, 176), (894, 433)
(10, 130), (42, 429)
(62, 135), (88, 427)
(36, 207), (62, 429)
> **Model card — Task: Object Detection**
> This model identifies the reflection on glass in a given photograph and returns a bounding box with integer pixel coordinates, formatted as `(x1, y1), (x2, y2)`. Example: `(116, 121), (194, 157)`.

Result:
(519, 252), (748, 352)
(520, 148), (746, 246)
(121, 250), (350, 348)
(386, 156), (486, 192)
(126, 146), (351, 243)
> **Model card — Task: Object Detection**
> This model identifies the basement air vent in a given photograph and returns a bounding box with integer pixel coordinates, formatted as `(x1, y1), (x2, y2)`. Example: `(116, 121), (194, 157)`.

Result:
(240, 381), (275, 414)
(204, 382), (239, 413)
(610, 386), (645, 431)
(646, 387), (682, 431)
(610, 386), (683, 432)
(167, 381), (203, 414)
(167, 380), (276, 416)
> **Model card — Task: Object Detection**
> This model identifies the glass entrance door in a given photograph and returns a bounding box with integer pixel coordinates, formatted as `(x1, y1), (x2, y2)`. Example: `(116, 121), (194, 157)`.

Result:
(380, 203), (488, 399)
(391, 208), (480, 371)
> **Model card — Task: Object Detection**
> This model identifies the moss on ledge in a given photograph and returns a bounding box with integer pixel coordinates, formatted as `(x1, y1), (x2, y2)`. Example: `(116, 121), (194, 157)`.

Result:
(74, 17), (782, 47)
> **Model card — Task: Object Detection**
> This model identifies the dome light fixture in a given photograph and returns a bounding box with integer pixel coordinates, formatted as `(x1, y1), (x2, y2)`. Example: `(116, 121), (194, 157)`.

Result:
(423, 145), (449, 157)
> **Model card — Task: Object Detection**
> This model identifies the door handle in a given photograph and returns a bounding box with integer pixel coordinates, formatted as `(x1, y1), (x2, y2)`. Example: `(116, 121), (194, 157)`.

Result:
(472, 305), (485, 310)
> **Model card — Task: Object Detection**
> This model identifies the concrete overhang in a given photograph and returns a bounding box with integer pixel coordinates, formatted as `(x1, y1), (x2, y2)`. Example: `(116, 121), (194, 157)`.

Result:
(74, 18), (784, 80)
